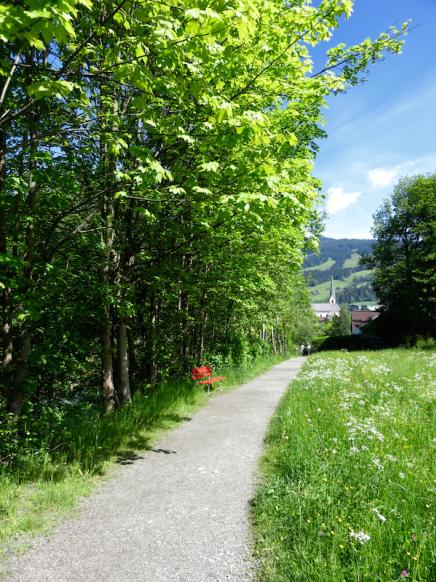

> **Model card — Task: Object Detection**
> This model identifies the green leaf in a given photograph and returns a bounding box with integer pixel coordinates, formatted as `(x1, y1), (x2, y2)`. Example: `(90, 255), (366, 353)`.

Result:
(27, 80), (75, 99)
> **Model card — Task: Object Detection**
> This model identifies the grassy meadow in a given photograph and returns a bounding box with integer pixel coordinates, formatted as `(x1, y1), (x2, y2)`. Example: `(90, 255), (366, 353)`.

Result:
(0, 353), (285, 558)
(252, 349), (436, 581)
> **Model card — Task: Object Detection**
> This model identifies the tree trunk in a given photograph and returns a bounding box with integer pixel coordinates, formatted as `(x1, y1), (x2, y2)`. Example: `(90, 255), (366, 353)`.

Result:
(146, 294), (160, 385)
(0, 125), (13, 394)
(198, 310), (207, 362)
(127, 327), (136, 385)
(102, 309), (115, 412)
(1, 287), (13, 375)
(276, 316), (283, 353)
(5, 86), (38, 413)
(116, 319), (131, 405)
(7, 325), (31, 414)
(282, 321), (288, 353)
(178, 253), (192, 367)
(99, 78), (119, 412)
(271, 325), (277, 354)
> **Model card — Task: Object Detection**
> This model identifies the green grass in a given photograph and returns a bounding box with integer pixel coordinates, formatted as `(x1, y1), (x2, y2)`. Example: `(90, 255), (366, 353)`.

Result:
(252, 349), (436, 581)
(304, 258), (336, 272)
(0, 353), (285, 557)
(343, 253), (361, 268)
(342, 269), (372, 285)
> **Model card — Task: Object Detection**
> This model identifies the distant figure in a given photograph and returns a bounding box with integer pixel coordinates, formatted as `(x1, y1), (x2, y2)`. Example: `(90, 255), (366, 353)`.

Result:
(300, 343), (310, 356)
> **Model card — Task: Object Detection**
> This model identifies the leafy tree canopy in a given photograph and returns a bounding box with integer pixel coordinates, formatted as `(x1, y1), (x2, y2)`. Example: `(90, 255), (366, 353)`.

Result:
(0, 0), (408, 419)
(363, 174), (436, 342)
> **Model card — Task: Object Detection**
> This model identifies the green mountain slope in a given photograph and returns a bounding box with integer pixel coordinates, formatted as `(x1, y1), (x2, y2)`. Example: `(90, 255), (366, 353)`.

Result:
(304, 238), (377, 304)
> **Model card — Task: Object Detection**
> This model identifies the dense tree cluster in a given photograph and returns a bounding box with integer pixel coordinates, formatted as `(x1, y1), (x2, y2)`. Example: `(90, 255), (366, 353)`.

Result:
(324, 305), (351, 336)
(304, 237), (374, 269)
(364, 174), (436, 343)
(336, 283), (377, 304)
(0, 0), (406, 418)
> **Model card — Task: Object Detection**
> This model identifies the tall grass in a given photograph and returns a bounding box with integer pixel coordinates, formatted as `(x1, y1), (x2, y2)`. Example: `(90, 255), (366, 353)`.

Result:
(252, 349), (436, 581)
(0, 353), (285, 554)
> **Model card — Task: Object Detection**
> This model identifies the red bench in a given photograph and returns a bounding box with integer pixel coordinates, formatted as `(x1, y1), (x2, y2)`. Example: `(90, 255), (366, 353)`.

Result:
(191, 365), (224, 390)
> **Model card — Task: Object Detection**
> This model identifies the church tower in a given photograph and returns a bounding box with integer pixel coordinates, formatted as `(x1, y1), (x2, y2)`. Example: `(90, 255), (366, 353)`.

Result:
(329, 276), (336, 304)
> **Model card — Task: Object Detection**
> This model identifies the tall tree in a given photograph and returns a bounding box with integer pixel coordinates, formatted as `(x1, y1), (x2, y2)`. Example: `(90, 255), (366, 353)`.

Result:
(363, 174), (436, 342)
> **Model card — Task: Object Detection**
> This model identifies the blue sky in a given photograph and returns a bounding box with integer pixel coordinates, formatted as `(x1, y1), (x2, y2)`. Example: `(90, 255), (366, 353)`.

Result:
(311, 0), (436, 239)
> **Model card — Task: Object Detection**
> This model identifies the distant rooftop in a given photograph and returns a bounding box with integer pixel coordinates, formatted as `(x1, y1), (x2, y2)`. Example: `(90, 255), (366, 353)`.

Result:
(312, 303), (340, 312)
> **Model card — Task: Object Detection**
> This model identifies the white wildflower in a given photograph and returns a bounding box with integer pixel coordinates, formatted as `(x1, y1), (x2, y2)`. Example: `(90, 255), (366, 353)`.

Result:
(372, 508), (387, 523)
(372, 457), (384, 470)
(350, 446), (360, 454)
(399, 472), (406, 479)
(350, 530), (371, 544)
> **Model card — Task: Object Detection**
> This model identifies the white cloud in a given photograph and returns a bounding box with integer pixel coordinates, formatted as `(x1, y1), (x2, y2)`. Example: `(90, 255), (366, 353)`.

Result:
(368, 167), (397, 188)
(368, 155), (436, 189)
(326, 186), (361, 214)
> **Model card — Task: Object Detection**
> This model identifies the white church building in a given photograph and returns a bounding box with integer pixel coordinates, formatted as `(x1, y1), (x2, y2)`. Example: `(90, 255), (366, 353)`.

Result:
(312, 277), (340, 321)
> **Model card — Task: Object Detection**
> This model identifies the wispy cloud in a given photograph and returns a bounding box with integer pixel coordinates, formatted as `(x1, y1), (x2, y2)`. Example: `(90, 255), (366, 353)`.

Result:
(367, 155), (436, 189)
(326, 186), (361, 214)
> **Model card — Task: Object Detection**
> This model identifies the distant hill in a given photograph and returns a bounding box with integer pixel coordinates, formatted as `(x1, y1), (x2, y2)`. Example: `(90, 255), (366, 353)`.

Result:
(304, 237), (377, 304)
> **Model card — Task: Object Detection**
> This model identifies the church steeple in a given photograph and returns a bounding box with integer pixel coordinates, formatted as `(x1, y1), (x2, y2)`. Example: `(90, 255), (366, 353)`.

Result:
(329, 276), (336, 304)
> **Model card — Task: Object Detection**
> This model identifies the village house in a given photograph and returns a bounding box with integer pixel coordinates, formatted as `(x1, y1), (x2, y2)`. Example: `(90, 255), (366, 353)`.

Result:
(351, 309), (380, 334)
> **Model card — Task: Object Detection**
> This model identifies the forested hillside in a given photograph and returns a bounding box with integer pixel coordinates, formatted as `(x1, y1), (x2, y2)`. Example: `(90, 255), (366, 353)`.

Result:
(304, 238), (377, 303)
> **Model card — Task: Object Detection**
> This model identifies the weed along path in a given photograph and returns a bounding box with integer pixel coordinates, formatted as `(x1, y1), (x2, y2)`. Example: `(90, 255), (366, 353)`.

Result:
(6, 358), (305, 582)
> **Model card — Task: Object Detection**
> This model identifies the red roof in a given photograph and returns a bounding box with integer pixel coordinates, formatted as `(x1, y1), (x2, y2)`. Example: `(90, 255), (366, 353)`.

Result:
(352, 311), (380, 325)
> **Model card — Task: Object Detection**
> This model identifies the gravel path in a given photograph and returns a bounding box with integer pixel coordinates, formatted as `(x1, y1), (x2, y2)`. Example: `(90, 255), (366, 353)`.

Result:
(5, 357), (304, 582)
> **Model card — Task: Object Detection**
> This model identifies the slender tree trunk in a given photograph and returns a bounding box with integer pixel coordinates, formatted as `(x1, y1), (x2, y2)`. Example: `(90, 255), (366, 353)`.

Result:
(146, 294), (160, 385)
(271, 325), (277, 354)
(7, 325), (31, 414)
(6, 89), (38, 414)
(127, 328), (136, 384)
(115, 193), (135, 403)
(178, 253), (192, 367)
(116, 319), (131, 404)
(99, 73), (121, 412)
(99, 137), (116, 411)
(102, 307), (115, 412)
(2, 287), (12, 374)
(276, 316), (283, 353)
(199, 309), (207, 362)
(282, 321), (288, 354)
(210, 316), (215, 351)
(0, 125), (13, 393)
(180, 290), (189, 362)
